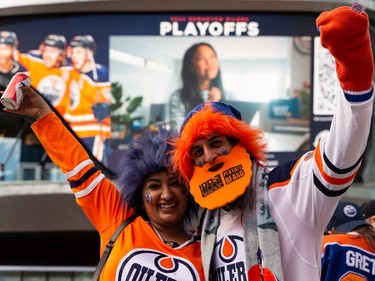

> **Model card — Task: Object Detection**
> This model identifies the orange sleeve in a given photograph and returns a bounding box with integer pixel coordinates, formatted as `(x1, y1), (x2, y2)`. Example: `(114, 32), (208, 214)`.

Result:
(32, 112), (130, 233)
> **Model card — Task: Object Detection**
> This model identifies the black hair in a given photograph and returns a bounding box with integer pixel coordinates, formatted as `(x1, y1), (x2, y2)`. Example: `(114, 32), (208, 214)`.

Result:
(180, 42), (225, 113)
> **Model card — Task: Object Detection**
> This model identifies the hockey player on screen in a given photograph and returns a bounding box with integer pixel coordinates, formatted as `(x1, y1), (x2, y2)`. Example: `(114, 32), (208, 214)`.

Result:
(0, 31), (26, 91)
(66, 35), (111, 163)
(14, 34), (75, 116)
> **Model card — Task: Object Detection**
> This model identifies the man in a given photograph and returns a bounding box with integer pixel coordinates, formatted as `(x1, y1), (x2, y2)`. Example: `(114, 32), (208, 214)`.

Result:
(361, 199), (375, 230)
(65, 35), (111, 163)
(0, 31), (25, 91)
(322, 201), (375, 280)
(14, 34), (74, 116)
(171, 6), (374, 280)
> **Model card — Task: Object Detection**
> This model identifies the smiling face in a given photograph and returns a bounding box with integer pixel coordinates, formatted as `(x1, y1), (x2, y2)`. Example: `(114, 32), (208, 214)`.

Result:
(0, 44), (13, 68)
(142, 170), (188, 228)
(42, 45), (63, 68)
(70, 46), (93, 72)
(191, 45), (219, 87)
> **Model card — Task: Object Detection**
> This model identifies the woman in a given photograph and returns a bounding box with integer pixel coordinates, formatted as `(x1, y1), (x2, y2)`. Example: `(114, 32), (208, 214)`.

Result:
(169, 42), (227, 132)
(3, 85), (203, 280)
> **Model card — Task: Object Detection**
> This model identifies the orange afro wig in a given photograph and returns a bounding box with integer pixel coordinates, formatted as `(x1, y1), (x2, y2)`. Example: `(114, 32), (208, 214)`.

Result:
(172, 102), (267, 181)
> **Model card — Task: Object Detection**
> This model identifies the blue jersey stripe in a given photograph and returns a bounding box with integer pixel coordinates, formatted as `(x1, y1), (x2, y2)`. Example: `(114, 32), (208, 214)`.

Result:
(70, 166), (99, 188)
(323, 151), (363, 174)
(344, 89), (373, 103)
(313, 173), (350, 197)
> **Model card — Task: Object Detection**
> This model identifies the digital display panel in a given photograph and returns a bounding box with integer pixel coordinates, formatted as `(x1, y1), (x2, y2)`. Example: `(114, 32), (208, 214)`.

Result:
(0, 12), (320, 175)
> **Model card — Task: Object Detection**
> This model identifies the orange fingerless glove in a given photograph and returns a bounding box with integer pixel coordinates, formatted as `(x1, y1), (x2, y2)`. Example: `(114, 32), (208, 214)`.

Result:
(317, 6), (374, 92)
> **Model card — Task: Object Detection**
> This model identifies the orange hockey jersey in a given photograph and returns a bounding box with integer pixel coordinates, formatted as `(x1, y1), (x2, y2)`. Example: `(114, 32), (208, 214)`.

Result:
(16, 52), (75, 116)
(64, 65), (111, 140)
(31, 112), (204, 281)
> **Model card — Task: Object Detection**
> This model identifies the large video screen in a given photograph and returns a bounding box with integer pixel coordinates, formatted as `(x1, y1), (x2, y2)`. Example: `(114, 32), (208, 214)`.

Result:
(0, 12), (320, 175)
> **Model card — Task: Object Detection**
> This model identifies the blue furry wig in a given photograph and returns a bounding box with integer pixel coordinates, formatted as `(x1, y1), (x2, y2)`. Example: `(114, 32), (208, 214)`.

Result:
(117, 127), (198, 227)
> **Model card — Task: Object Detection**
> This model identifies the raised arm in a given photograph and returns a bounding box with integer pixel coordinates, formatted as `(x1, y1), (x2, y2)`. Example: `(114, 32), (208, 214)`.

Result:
(316, 5), (374, 169)
(2, 85), (127, 233)
(268, 5), (374, 242)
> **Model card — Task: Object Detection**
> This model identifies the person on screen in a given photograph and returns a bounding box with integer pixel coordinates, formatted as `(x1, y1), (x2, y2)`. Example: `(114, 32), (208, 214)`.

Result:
(14, 34), (74, 116)
(171, 6), (374, 280)
(321, 201), (375, 280)
(0, 31), (25, 91)
(169, 42), (232, 132)
(2, 85), (204, 280)
(66, 35), (111, 163)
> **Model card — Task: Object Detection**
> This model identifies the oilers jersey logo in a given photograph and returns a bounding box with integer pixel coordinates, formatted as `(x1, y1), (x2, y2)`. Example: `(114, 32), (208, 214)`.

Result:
(214, 235), (248, 280)
(217, 235), (242, 263)
(116, 249), (200, 281)
(214, 235), (279, 281)
(37, 75), (66, 106)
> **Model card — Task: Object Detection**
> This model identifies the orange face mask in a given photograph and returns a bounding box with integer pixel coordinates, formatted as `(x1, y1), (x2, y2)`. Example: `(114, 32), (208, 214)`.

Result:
(189, 144), (252, 210)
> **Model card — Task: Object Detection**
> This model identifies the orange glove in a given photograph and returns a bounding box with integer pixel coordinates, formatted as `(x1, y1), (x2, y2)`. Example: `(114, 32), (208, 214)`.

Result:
(316, 6), (374, 92)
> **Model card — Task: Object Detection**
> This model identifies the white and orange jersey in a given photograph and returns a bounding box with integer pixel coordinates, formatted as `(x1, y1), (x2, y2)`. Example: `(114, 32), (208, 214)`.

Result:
(15, 52), (75, 116)
(265, 86), (374, 281)
(31, 112), (204, 281)
(202, 85), (374, 280)
(64, 65), (111, 139)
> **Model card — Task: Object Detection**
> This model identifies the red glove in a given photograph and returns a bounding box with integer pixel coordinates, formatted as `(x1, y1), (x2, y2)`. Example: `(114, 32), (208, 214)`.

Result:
(317, 6), (374, 92)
